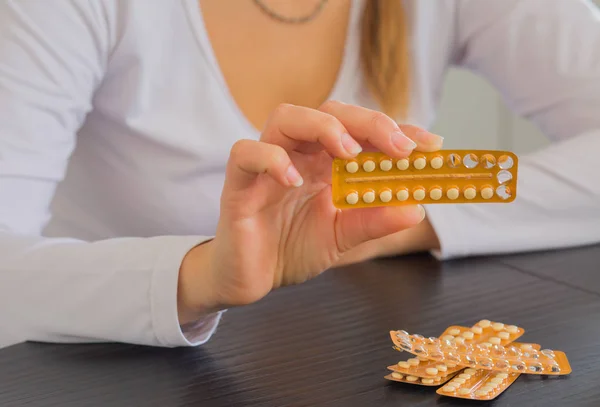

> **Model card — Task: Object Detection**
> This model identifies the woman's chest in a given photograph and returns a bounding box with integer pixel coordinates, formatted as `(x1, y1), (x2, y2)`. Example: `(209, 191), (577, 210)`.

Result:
(198, 0), (353, 131)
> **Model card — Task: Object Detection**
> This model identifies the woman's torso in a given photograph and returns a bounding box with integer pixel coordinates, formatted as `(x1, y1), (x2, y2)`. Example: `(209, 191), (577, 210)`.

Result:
(44, 0), (456, 240)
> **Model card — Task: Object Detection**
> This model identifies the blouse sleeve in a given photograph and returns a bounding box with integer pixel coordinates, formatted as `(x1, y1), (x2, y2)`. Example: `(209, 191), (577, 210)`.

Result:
(425, 0), (600, 258)
(0, 0), (222, 348)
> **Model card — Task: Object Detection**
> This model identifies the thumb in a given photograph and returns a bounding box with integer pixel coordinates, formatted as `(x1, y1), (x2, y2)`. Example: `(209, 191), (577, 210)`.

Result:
(334, 205), (425, 253)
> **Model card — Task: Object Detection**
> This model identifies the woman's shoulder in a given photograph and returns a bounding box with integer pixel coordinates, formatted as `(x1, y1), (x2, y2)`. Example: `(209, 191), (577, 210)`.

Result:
(0, 0), (194, 56)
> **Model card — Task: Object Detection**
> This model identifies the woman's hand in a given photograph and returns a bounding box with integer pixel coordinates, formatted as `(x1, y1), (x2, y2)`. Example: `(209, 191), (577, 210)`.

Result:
(177, 101), (443, 322)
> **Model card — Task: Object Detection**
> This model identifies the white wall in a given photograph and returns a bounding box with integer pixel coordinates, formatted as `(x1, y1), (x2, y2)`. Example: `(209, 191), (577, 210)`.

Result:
(431, 0), (599, 155)
(431, 69), (512, 151)
(431, 68), (549, 155)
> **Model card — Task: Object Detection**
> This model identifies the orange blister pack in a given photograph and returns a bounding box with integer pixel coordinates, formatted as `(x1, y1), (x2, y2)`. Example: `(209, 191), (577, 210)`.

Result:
(390, 320), (525, 361)
(388, 326), (473, 379)
(436, 344), (541, 401)
(388, 322), (522, 379)
(331, 150), (518, 209)
(439, 320), (525, 347)
(391, 323), (571, 376)
(387, 358), (458, 381)
(384, 320), (571, 401)
(385, 327), (462, 387)
(384, 370), (458, 387)
(387, 321), (524, 388)
(387, 353), (461, 387)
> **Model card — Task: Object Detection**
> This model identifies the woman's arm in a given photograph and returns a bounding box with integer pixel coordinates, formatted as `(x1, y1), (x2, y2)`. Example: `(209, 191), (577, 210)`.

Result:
(0, 0), (222, 347)
(1, 0), (436, 347)
(424, 0), (600, 259)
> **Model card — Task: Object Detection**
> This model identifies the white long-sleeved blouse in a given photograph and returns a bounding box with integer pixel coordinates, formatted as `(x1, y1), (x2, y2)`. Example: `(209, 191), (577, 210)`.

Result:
(0, 0), (599, 349)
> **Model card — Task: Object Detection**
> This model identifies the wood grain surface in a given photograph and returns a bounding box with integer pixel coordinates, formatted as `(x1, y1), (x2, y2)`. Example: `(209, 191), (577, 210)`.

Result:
(1, 246), (599, 407)
(496, 244), (600, 295)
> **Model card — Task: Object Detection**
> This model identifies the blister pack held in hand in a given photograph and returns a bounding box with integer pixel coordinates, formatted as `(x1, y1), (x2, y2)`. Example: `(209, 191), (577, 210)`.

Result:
(332, 150), (518, 209)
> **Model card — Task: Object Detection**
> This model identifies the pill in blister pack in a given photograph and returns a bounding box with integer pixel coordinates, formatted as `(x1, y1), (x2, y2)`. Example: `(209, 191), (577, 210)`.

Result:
(332, 150), (518, 209)
(390, 326), (571, 375)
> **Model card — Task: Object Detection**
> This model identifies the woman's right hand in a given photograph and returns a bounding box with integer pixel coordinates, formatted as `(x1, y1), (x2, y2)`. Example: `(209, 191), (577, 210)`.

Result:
(177, 101), (443, 323)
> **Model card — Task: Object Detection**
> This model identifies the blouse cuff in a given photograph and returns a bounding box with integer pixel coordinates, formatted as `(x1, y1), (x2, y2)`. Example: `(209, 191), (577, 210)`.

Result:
(150, 235), (223, 347)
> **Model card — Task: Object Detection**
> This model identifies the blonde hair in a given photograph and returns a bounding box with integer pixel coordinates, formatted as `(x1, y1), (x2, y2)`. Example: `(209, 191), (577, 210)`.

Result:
(360, 0), (410, 120)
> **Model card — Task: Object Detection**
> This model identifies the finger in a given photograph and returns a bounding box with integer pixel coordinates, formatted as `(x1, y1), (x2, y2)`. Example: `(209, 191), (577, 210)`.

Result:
(334, 204), (425, 253)
(319, 100), (444, 157)
(319, 100), (415, 157)
(398, 124), (444, 152)
(226, 139), (303, 190)
(261, 103), (362, 158)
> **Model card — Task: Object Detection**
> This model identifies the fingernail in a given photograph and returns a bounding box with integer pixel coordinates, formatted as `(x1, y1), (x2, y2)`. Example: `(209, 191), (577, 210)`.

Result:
(391, 130), (417, 152)
(419, 204), (426, 221)
(285, 164), (304, 187)
(415, 130), (444, 145)
(341, 133), (362, 156)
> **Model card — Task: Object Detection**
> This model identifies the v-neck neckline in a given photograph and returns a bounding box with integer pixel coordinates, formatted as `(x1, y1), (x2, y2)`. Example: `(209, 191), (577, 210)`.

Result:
(182, 0), (363, 138)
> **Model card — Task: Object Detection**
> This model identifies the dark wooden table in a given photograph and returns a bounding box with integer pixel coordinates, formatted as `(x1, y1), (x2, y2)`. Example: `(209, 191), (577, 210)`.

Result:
(1, 244), (600, 407)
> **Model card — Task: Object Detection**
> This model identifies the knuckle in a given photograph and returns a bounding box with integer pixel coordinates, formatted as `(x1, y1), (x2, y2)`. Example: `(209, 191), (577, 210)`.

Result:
(273, 103), (294, 118)
(316, 114), (343, 140)
(229, 139), (250, 162)
(320, 99), (342, 112)
(229, 139), (253, 163)
(317, 112), (339, 129)
(267, 145), (289, 169)
(370, 111), (393, 129)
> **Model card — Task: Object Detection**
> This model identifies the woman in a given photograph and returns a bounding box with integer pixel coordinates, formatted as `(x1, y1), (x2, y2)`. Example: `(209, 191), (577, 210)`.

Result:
(0, 0), (598, 349)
